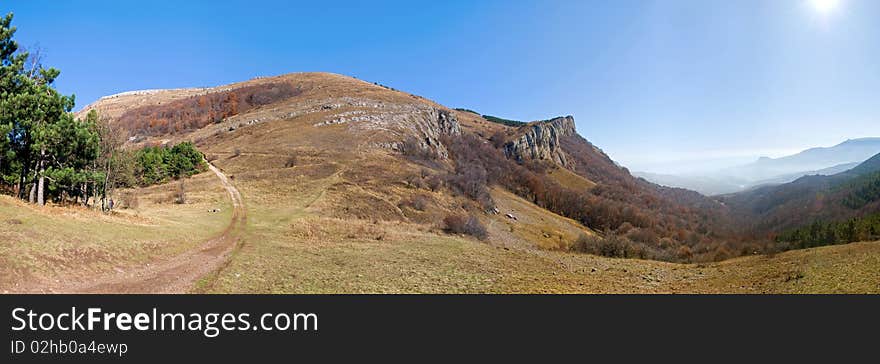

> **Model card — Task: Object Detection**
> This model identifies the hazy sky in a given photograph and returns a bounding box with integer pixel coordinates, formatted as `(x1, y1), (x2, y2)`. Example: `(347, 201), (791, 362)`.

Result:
(3, 0), (878, 173)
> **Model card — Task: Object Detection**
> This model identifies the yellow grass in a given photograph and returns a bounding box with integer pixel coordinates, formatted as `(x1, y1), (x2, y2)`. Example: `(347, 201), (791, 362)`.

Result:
(0, 172), (231, 291)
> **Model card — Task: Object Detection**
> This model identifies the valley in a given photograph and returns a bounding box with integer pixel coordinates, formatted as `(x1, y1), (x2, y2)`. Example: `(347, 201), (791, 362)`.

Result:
(2, 72), (878, 293)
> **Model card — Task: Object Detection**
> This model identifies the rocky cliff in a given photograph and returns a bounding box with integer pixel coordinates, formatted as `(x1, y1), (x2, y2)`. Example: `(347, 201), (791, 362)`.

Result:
(503, 116), (576, 166)
(401, 108), (462, 158)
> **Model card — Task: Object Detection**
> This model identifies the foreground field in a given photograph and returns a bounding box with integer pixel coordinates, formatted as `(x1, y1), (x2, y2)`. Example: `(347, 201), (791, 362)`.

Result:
(3, 167), (878, 293)
(192, 148), (880, 294)
(0, 171), (231, 293)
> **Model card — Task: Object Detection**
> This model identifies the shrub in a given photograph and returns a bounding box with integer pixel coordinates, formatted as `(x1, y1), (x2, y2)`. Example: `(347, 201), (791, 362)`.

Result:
(626, 228), (658, 244)
(401, 137), (439, 166)
(284, 155), (298, 168)
(425, 175), (443, 192)
(174, 179), (186, 204)
(134, 142), (206, 186)
(120, 192), (139, 210)
(489, 131), (507, 148)
(572, 233), (655, 260)
(232, 148), (242, 158)
(443, 213), (488, 240)
(400, 194), (430, 211)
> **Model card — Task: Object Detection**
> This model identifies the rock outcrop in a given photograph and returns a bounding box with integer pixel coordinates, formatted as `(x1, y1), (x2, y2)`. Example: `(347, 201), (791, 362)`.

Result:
(503, 116), (576, 166)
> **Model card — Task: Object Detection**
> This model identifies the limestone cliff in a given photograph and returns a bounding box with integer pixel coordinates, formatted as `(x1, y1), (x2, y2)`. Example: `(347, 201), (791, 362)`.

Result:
(503, 116), (576, 166)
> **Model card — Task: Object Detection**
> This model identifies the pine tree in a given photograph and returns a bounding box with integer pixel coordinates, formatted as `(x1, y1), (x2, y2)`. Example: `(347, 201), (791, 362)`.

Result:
(0, 13), (100, 205)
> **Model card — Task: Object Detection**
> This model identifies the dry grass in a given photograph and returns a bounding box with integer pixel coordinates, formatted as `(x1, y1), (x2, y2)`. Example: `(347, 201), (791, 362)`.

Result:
(52, 72), (880, 294)
(0, 172), (231, 292)
(548, 167), (596, 191)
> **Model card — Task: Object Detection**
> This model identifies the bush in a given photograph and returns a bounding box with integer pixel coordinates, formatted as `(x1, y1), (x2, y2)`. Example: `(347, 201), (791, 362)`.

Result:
(572, 233), (656, 260)
(284, 155), (297, 168)
(120, 192), (139, 210)
(400, 194), (430, 211)
(134, 142), (206, 186)
(425, 174), (443, 192)
(443, 213), (488, 240)
(489, 131), (507, 148)
(174, 179), (186, 204)
(401, 137), (439, 166)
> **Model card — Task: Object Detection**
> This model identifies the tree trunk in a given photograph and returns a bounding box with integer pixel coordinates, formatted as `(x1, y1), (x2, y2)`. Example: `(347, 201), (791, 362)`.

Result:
(28, 182), (36, 204)
(82, 183), (89, 207)
(102, 156), (112, 212)
(36, 148), (45, 206)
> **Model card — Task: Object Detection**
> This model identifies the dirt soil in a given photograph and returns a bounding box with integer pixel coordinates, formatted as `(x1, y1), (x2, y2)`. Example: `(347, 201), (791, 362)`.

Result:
(20, 163), (245, 294)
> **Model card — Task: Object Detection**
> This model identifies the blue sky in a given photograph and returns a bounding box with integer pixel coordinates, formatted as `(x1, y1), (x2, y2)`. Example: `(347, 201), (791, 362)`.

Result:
(3, 0), (879, 173)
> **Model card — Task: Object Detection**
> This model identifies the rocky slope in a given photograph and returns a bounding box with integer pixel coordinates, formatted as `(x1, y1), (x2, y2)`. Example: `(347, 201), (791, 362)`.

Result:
(79, 73), (463, 158)
(503, 116), (576, 167)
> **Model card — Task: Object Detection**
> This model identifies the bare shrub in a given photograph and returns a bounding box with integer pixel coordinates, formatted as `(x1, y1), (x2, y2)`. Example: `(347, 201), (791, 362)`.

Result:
(401, 137), (440, 167)
(174, 179), (187, 204)
(626, 228), (658, 244)
(400, 194), (430, 211)
(425, 174), (443, 192)
(404, 173), (425, 189)
(206, 154), (219, 162)
(489, 130), (507, 148)
(572, 233), (658, 260)
(284, 155), (298, 168)
(676, 245), (693, 261)
(121, 192), (139, 210)
(443, 213), (488, 240)
(232, 148), (241, 158)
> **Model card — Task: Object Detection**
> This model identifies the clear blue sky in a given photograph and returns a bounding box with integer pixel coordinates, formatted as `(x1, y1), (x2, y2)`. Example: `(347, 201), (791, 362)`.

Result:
(3, 0), (879, 173)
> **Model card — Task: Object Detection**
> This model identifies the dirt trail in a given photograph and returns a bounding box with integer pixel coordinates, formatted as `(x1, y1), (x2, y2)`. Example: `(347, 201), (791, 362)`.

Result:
(49, 163), (245, 294)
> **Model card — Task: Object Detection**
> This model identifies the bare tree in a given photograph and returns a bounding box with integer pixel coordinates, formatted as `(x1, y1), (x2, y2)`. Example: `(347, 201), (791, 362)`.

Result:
(95, 112), (128, 211)
(22, 43), (44, 79)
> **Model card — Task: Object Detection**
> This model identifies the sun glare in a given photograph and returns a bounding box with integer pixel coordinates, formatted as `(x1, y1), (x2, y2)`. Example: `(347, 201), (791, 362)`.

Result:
(810, 0), (840, 14)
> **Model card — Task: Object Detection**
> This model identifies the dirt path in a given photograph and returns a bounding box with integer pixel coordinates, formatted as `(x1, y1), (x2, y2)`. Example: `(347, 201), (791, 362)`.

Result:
(52, 163), (245, 294)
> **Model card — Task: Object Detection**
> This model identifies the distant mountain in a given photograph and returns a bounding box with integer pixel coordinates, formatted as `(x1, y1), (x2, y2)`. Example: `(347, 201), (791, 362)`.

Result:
(746, 162), (861, 189)
(724, 138), (880, 181)
(721, 152), (880, 234)
(848, 152), (880, 176)
(637, 138), (880, 196)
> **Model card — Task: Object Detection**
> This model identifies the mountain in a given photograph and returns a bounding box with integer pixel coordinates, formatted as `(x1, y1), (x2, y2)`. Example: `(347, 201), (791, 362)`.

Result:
(737, 138), (880, 177)
(637, 138), (880, 195)
(721, 152), (880, 235)
(7, 71), (878, 293)
(744, 162), (860, 189)
(74, 72), (742, 264)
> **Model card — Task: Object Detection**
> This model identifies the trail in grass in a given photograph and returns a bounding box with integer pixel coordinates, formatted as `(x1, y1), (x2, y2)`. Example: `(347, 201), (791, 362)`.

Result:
(52, 162), (246, 294)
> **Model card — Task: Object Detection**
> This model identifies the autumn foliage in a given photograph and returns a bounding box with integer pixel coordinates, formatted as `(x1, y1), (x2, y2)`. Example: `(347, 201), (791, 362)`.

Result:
(117, 82), (300, 136)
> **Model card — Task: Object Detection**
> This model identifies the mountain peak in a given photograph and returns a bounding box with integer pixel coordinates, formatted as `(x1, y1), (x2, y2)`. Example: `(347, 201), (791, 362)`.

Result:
(838, 137), (880, 147)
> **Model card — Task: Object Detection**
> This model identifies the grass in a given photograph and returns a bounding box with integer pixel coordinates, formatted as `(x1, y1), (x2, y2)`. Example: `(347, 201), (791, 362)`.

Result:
(200, 145), (880, 293)
(17, 72), (880, 294)
(0, 171), (231, 291)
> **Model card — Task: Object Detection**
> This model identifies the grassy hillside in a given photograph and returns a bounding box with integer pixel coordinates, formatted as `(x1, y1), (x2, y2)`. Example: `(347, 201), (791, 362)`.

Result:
(0, 171), (231, 292)
(3, 72), (875, 294)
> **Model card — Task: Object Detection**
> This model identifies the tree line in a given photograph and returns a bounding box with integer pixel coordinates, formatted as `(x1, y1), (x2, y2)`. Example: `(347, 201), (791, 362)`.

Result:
(0, 13), (104, 206)
(776, 213), (880, 249)
(426, 132), (747, 262)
